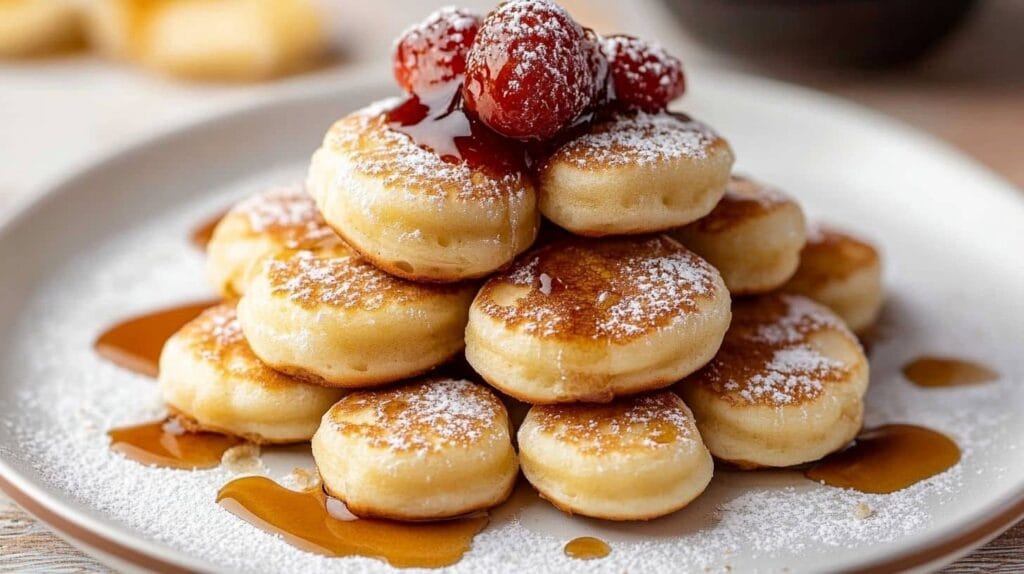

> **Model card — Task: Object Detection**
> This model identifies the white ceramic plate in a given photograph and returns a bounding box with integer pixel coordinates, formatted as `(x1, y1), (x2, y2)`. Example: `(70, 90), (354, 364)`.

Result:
(1, 70), (1022, 574)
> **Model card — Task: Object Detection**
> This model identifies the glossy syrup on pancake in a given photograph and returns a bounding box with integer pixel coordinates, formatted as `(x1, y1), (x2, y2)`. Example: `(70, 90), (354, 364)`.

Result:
(95, 300), (219, 377)
(805, 424), (960, 493)
(108, 417), (242, 470)
(386, 85), (529, 178)
(564, 536), (611, 560)
(902, 356), (998, 387)
(216, 475), (488, 568)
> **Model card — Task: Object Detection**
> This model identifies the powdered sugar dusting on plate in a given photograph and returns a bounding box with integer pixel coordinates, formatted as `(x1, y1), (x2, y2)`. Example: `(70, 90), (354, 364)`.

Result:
(0, 168), (1020, 574)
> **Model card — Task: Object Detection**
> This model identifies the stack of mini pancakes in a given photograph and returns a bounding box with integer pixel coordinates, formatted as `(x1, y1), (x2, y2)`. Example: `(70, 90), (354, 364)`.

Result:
(161, 99), (883, 522)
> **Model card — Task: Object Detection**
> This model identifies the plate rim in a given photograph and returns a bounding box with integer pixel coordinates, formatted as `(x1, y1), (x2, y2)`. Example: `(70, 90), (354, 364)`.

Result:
(0, 67), (1021, 574)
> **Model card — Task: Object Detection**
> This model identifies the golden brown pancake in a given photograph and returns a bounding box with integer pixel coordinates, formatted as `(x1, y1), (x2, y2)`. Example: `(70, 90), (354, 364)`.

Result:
(537, 110), (734, 236)
(677, 294), (868, 468)
(311, 378), (518, 520)
(207, 184), (341, 297)
(307, 100), (539, 282)
(237, 242), (475, 388)
(671, 175), (806, 294)
(518, 391), (713, 520)
(782, 225), (883, 334)
(158, 303), (345, 444)
(465, 235), (731, 403)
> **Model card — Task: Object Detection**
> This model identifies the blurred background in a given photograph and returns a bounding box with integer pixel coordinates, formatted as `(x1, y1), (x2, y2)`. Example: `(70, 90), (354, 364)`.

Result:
(0, 0), (1021, 570)
(1, 0), (1021, 216)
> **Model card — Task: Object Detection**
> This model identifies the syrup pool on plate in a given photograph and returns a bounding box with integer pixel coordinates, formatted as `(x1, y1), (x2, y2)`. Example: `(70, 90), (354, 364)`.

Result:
(805, 424), (961, 494)
(192, 210), (227, 248)
(216, 476), (489, 568)
(108, 417), (242, 470)
(94, 300), (218, 377)
(564, 536), (611, 560)
(902, 356), (998, 388)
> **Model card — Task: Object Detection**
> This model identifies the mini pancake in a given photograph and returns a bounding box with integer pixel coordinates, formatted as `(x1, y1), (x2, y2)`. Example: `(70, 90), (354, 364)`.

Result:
(307, 100), (539, 283)
(86, 0), (327, 80)
(311, 378), (518, 520)
(206, 184), (340, 298)
(676, 294), (869, 468)
(671, 175), (806, 295)
(782, 225), (883, 334)
(158, 303), (344, 444)
(518, 392), (712, 520)
(237, 242), (475, 388)
(537, 110), (734, 236)
(0, 0), (82, 57)
(465, 235), (731, 404)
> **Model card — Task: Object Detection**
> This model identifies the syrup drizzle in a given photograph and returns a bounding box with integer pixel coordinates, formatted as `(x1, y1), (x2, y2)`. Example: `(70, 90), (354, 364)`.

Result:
(564, 536), (611, 560)
(191, 211), (226, 249)
(805, 424), (961, 494)
(902, 356), (998, 388)
(94, 300), (218, 378)
(386, 85), (529, 177)
(108, 417), (242, 470)
(216, 476), (488, 568)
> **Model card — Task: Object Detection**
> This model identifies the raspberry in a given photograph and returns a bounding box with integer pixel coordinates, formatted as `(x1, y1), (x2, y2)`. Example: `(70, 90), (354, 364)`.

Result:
(462, 0), (594, 140)
(583, 29), (612, 108)
(393, 7), (482, 95)
(605, 35), (685, 111)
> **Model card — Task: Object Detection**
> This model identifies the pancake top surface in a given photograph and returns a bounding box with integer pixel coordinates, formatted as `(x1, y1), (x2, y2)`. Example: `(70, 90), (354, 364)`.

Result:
(327, 379), (506, 454)
(227, 185), (338, 249)
(686, 294), (857, 406)
(545, 110), (723, 170)
(265, 244), (466, 310)
(477, 236), (721, 343)
(178, 303), (298, 390)
(797, 225), (880, 282)
(527, 393), (696, 455)
(690, 175), (796, 233)
(323, 99), (531, 203)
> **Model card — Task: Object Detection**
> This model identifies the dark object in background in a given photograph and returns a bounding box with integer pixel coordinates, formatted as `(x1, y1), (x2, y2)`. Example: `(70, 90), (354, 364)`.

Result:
(663, 0), (977, 69)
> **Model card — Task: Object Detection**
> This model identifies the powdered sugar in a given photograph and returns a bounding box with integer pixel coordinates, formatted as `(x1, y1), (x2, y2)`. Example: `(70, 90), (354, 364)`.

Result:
(551, 110), (719, 168)
(188, 304), (244, 362)
(1, 168), (1022, 573)
(481, 237), (720, 341)
(694, 294), (857, 406)
(733, 346), (843, 405)
(267, 249), (457, 310)
(754, 294), (849, 346)
(331, 379), (500, 455)
(529, 393), (695, 454)
(230, 184), (336, 249)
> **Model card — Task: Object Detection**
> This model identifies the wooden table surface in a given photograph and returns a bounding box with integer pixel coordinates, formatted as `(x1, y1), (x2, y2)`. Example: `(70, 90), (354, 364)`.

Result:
(1, 1), (1021, 572)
